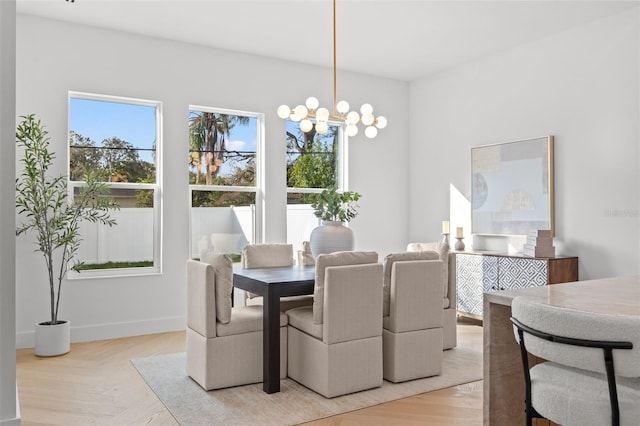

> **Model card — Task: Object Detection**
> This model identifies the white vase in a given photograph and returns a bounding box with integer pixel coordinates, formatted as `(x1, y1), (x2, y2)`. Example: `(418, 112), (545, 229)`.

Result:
(309, 220), (354, 258)
(35, 320), (70, 357)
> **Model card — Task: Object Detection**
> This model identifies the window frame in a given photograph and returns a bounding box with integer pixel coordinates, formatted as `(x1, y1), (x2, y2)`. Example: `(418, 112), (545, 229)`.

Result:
(285, 120), (349, 249)
(188, 105), (264, 259)
(285, 118), (349, 195)
(67, 91), (163, 279)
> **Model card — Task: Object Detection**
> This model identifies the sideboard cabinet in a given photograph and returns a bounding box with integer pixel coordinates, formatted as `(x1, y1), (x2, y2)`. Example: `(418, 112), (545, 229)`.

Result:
(455, 251), (578, 318)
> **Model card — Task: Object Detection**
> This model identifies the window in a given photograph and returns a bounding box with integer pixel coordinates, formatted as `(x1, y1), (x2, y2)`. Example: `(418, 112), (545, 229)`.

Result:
(286, 120), (346, 250)
(68, 92), (162, 277)
(188, 106), (261, 262)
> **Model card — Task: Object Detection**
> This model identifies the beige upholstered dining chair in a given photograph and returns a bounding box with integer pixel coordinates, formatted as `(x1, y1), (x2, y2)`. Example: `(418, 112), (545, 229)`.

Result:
(286, 251), (383, 398)
(511, 296), (640, 426)
(298, 240), (315, 266)
(406, 242), (457, 349)
(185, 255), (288, 390)
(242, 243), (314, 312)
(382, 253), (444, 382)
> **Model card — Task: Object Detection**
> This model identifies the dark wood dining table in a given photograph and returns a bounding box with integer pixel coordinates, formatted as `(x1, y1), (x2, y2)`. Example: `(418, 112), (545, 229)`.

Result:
(232, 264), (316, 394)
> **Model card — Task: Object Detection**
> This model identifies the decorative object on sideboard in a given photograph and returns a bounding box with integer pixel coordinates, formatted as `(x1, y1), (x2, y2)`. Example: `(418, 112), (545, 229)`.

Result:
(522, 229), (555, 257)
(309, 188), (361, 258)
(442, 220), (450, 244)
(454, 227), (465, 251)
(15, 114), (119, 356)
(276, 0), (386, 139)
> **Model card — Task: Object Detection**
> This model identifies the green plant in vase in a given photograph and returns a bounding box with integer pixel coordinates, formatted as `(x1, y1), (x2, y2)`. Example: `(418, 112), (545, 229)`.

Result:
(309, 188), (361, 258)
(311, 188), (361, 223)
(15, 114), (119, 356)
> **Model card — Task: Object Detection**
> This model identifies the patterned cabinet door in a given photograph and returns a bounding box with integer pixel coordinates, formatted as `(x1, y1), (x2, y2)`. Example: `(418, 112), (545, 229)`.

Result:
(497, 257), (548, 290)
(456, 254), (498, 316)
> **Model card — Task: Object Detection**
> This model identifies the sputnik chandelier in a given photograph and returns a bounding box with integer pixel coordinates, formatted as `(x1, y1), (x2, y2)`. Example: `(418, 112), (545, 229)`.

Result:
(277, 0), (387, 139)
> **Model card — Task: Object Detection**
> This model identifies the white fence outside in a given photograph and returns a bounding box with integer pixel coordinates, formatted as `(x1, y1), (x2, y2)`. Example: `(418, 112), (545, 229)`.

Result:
(77, 208), (154, 264)
(76, 205), (320, 264)
(191, 205), (253, 258)
(287, 204), (320, 253)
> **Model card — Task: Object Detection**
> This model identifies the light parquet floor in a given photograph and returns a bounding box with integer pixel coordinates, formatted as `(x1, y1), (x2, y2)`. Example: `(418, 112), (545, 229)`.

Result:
(16, 323), (483, 426)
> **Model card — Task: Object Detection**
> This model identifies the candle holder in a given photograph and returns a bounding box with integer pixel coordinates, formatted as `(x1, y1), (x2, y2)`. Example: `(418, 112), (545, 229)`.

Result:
(454, 237), (465, 251)
(442, 233), (449, 245)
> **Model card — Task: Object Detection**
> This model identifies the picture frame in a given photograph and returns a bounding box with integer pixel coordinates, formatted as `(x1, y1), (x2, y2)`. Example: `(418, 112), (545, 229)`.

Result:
(471, 136), (554, 236)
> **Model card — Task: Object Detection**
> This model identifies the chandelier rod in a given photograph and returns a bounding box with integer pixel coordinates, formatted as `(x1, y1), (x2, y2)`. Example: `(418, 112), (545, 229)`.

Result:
(333, 0), (337, 117)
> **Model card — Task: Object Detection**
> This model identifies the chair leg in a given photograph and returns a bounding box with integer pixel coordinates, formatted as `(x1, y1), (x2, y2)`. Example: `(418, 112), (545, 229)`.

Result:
(525, 408), (533, 426)
(517, 328), (546, 426)
(603, 348), (621, 426)
(525, 405), (544, 426)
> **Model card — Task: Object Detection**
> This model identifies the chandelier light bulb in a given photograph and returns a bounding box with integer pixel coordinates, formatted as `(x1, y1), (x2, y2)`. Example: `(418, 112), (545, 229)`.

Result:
(277, 105), (291, 119)
(316, 107), (330, 121)
(361, 113), (375, 126)
(315, 121), (329, 134)
(294, 104), (308, 119)
(375, 116), (387, 129)
(305, 96), (319, 111)
(360, 103), (373, 115)
(365, 126), (378, 138)
(346, 111), (360, 125)
(336, 100), (350, 114)
(290, 111), (302, 122)
(299, 119), (314, 133)
(345, 124), (358, 137)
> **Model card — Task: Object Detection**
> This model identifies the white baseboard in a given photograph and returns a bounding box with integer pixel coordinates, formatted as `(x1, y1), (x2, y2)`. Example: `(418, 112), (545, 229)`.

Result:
(0, 417), (20, 426)
(0, 383), (20, 426)
(16, 316), (185, 349)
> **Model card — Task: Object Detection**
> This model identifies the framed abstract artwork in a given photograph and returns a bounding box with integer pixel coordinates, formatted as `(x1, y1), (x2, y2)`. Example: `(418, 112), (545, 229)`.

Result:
(471, 136), (554, 236)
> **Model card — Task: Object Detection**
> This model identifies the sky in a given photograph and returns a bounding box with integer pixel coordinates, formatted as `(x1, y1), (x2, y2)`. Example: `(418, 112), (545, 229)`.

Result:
(69, 98), (258, 166)
(69, 97), (157, 162)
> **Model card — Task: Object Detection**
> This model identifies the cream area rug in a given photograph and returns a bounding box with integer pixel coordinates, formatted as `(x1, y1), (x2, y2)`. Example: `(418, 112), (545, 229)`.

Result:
(132, 324), (482, 425)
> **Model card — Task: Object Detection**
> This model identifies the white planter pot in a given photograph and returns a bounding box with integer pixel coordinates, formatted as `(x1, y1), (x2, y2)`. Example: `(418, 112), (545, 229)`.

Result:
(35, 320), (70, 357)
(309, 220), (354, 258)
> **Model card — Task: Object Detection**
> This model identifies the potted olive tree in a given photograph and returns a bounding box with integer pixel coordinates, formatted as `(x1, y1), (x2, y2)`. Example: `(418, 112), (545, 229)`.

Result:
(15, 114), (119, 356)
(309, 188), (361, 258)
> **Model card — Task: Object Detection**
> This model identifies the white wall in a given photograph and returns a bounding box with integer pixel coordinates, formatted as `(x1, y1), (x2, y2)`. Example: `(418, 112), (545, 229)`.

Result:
(15, 15), (409, 347)
(0, 1), (19, 424)
(409, 8), (640, 280)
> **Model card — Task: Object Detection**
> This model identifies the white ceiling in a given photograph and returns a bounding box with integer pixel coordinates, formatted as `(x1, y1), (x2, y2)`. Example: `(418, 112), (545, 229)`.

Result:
(16, 0), (639, 81)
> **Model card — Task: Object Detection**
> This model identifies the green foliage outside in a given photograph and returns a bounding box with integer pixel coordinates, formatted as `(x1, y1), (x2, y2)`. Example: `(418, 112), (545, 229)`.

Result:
(188, 111), (257, 207)
(69, 130), (156, 208)
(286, 124), (338, 204)
(187, 114), (339, 207)
(74, 260), (153, 270)
(69, 131), (156, 184)
(192, 253), (242, 264)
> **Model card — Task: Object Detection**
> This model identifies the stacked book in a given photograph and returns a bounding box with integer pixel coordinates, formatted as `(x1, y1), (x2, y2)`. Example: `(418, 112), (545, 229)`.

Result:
(523, 229), (555, 257)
